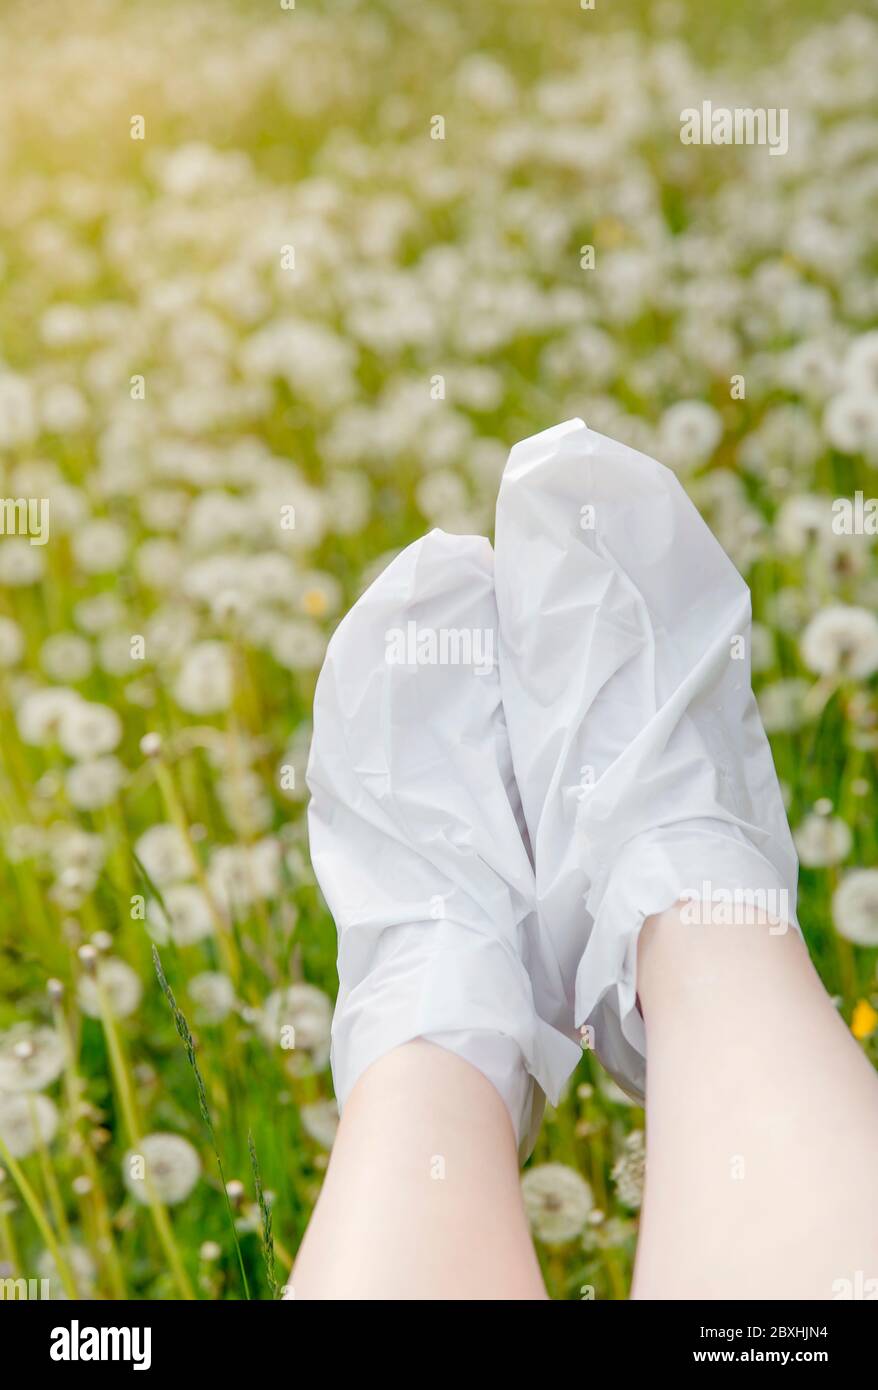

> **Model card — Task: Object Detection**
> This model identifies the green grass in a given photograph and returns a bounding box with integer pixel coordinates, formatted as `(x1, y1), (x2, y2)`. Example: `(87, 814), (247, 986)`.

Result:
(0, 0), (875, 1299)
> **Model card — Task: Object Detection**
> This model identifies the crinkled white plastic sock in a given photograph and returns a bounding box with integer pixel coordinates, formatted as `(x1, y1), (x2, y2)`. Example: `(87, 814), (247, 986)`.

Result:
(494, 419), (799, 1101)
(307, 528), (580, 1154)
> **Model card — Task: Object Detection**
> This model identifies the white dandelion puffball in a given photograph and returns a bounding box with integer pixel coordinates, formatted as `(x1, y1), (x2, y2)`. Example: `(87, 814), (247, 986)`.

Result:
(77, 957), (143, 1019)
(800, 605), (878, 679)
(757, 678), (812, 734)
(832, 870), (878, 947)
(611, 1129), (646, 1211)
(42, 381), (89, 434)
(248, 838), (282, 898)
(843, 330), (878, 394)
(774, 493), (832, 555)
(793, 813), (853, 868)
(49, 824), (106, 878)
(173, 640), (233, 715)
(40, 633), (93, 683)
(71, 518), (129, 575)
(0, 538), (43, 586)
(278, 729), (311, 803)
(658, 400), (722, 471)
(188, 972), (237, 1024)
(271, 619), (328, 672)
(0, 1092), (59, 1158)
(521, 1163), (593, 1244)
(300, 1099), (340, 1149)
(58, 700), (122, 758)
(0, 616), (25, 667)
(208, 838), (281, 913)
(823, 389), (878, 457)
(207, 844), (255, 913)
(134, 824), (192, 886)
(37, 1245), (98, 1299)
(6, 824), (46, 863)
(123, 1133), (201, 1206)
(17, 686), (81, 746)
(66, 756), (125, 811)
(0, 1024), (67, 1092)
(97, 628), (139, 677)
(0, 370), (36, 446)
(146, 884), (214, 947)
(74, 592), (125, 634)
(258, 983), (332, 1069)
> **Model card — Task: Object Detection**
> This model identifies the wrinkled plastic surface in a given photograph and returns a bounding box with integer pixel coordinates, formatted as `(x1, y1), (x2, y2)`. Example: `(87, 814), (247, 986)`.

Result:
(494, 419), (800, 1100)
(307, 529), (580, 1153)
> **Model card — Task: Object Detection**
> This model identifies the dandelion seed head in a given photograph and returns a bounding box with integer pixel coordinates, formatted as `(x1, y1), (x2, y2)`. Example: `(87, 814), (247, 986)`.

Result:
(0, 1025), (67, 1092)
(188, 972), (236, 1024)
(0, 1093), (59, 1158)
(833, 870), (878, 947)
(77, 957), (142, 1019)
(794, 813), (853, 868)
(521, 1163), (593, 1245)
(300, 1099), (339, 1149)
(134, 824), (191, 887)
(801, 605), (878, 680)
(611, 1130), (646, 1210)
(123, 1133), (201, 1206)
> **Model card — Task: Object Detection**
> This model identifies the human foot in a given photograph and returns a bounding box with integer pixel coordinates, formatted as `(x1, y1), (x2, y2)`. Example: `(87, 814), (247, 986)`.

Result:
(493, 419), (799, 1098)
(307, 528), (580, 1153)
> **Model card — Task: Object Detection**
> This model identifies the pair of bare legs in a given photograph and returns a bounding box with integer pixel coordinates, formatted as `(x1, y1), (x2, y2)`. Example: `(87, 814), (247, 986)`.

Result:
(291, 903), (878, 1299)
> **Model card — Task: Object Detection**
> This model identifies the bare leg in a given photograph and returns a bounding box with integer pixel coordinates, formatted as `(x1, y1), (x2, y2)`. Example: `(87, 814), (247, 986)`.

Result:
(632, 902), (878, 1299)
(290, 1041), (547, 1300)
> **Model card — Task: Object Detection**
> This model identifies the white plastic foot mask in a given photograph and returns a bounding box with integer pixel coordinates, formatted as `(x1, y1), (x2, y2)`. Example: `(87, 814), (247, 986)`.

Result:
(308, 421), (800, 1148)
(494, 419), (799, 1099)
(307, 529), (580, 1155)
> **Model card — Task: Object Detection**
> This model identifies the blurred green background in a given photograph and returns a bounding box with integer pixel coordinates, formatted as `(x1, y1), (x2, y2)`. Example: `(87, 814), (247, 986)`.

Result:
(0, 0), (876, 1299)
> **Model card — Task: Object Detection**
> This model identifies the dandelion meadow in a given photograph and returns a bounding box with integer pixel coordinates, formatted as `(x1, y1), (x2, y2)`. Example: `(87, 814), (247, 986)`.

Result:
(0, 0), (876, 1301)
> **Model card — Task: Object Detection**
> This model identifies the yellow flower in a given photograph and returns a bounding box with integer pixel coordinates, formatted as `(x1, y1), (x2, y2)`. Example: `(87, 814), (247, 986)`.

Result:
(851, 999), (878, 1040)
(302, 587), (329, 619)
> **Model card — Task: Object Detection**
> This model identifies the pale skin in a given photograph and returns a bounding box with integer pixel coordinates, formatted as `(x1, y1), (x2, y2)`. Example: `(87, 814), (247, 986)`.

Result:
(290, 1038), (545, 1300)
(291, 903), (878, 1300)
(633, 903), (878, 1299)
